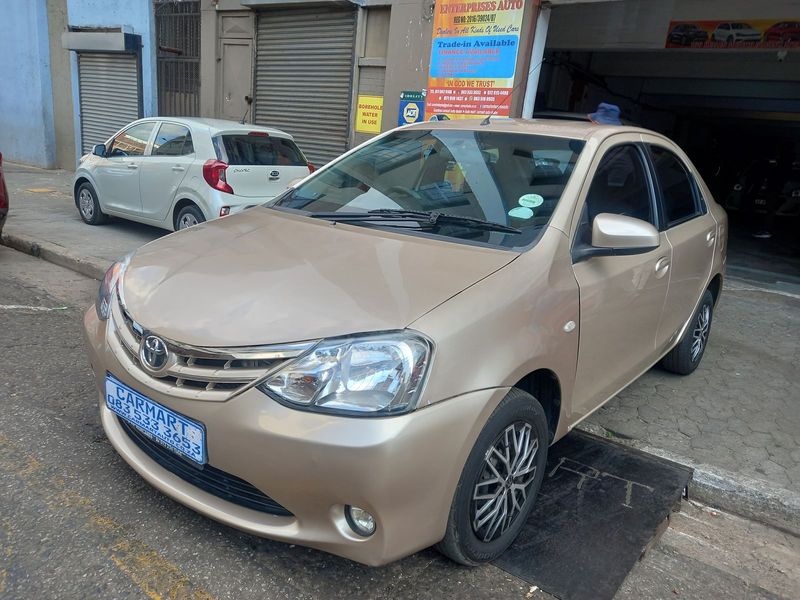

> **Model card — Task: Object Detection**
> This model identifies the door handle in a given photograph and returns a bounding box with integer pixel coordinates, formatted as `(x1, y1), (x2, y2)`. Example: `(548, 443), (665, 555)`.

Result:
(172, 166), (185, 172)
(654, 256), (670, 278)
(126, 163), (138, 170)
(706, 230), (716, 246)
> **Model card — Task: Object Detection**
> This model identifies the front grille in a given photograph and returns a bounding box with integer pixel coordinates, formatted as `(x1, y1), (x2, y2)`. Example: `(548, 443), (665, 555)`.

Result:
(119, 417), (293, 517)
(108, 296), (314, 401)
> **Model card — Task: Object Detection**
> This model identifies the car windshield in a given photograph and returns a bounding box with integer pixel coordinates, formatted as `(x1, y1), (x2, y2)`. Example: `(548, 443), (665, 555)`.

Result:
(731, 23), (752, 29)
(270, 129), (585, 249)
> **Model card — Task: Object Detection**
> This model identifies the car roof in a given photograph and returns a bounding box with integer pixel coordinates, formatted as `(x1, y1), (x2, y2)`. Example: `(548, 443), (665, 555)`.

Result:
(139, 117), (294, 139)
(401, 117), (661, 144)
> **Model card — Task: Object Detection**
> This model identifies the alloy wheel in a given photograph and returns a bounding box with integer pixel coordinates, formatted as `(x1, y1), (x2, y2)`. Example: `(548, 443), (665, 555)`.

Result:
(79, 189), (94, 219)
(472, 421), (539, 543)
(691, 303), (711, 362)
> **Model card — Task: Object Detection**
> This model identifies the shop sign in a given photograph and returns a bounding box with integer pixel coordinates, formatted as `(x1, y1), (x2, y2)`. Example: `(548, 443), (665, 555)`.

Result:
(666, 19), (800, 49)
(425, 0), (526, 120)
(355, 95), (384, 134)
(398, 91), (426, 126)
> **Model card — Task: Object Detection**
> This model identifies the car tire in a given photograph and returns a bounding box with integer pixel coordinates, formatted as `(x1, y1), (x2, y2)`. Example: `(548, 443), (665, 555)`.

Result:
(76, 182), (107, 225)
(436, 388), (549, 566)
(175, 204), (206, 230)
(661, 289), (714, 375)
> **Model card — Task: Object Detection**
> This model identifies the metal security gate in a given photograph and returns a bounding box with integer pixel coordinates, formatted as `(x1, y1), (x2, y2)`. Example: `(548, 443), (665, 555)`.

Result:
(254, 6), (356, 165)
(155, 0), (200, 116)
(78, 53), (142, 154)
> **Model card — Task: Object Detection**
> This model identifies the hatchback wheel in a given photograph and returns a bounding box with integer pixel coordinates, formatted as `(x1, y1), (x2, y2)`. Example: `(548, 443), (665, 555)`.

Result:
(76, 182), (107, 225)
(661, 289), (714, 375)
(176, 205), (205, 230)
(437, 388), (548, 565)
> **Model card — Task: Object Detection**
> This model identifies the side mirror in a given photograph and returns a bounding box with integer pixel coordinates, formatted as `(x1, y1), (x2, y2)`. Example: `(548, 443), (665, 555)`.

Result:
(92, 144), (107, 157)
(573, 213), (659, 262)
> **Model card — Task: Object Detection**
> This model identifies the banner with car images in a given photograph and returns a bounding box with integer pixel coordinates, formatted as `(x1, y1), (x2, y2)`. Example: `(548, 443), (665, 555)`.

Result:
(425, 0), (526, 121)
(666, 19), (800, 49)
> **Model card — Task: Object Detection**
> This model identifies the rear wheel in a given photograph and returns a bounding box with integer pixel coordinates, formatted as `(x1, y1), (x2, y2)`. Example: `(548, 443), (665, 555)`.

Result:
(76, 182), (107, 225)
(661, 290), (714, 375)
(175, 204), (205, 230)
(436, 388), (548, 565)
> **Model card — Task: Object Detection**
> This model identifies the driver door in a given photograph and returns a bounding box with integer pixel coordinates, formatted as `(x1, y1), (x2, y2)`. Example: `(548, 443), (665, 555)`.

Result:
(93, 121), (157, 215)
(570, 138), (672, 422)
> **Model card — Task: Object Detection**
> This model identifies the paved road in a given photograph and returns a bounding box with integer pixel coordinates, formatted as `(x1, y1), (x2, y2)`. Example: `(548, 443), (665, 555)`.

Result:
(1, 245), (798, 599)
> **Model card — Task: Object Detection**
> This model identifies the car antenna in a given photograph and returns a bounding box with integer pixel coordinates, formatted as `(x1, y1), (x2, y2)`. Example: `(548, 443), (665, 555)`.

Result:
(240, 95), (253, 125)
(481, 59), (545, 126)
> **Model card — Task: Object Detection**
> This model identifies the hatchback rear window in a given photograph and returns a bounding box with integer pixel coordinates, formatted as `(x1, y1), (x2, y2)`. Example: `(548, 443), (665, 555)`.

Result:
(213, 134), (306, 167)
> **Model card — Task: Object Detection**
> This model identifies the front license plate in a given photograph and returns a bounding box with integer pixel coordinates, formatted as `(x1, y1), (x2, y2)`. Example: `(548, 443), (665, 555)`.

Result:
(105, 374), (206, 465)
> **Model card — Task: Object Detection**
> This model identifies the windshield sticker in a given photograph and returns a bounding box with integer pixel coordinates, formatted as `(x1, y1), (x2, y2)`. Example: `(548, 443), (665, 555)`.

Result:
(508, 206), (534, 220)
(518, 194), (544, 208)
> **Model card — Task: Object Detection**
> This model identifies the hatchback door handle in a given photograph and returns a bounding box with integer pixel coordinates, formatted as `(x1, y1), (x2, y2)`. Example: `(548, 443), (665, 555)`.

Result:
(655, 257), (670, 278)
(172, 166), (185, 172)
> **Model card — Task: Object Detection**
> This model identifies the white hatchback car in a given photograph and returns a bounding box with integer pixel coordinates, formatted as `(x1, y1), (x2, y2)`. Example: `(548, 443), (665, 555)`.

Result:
(74, 118), (314, 231)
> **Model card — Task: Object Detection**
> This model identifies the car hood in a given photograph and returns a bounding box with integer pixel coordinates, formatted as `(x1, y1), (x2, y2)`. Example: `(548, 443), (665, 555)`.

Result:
(121, 208), (518, 347)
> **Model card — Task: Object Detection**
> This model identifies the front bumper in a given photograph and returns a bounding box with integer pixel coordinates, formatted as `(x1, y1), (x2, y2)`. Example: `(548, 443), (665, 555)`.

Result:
(83, 305), (507, 565)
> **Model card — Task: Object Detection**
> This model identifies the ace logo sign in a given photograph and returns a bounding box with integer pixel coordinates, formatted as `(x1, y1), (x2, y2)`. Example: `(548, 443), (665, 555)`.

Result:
(398, 91), (426, 126)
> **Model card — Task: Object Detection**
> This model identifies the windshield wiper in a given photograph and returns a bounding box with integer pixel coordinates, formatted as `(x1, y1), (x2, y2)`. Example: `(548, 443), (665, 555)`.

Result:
(309, 208), (521, 234)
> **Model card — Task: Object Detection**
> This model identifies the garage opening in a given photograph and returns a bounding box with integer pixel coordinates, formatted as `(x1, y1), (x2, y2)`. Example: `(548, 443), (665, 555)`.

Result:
(536, 4), (800, 290)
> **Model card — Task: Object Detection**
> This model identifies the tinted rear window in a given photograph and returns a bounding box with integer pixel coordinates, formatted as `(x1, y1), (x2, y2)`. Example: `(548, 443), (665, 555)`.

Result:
(214, 134), (306, 166)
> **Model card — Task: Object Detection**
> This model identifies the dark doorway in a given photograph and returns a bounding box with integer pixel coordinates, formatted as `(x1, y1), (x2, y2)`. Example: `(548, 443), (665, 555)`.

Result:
(155, 0), (200, 116)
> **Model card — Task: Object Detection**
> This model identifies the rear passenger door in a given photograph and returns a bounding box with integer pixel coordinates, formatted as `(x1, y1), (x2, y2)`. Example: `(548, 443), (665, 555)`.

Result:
(644, 138), (717, 353)
(138, 122), (195, 223)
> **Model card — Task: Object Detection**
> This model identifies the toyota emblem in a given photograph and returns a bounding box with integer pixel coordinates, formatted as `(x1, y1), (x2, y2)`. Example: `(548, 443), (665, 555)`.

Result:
(139, 335), (170, 373)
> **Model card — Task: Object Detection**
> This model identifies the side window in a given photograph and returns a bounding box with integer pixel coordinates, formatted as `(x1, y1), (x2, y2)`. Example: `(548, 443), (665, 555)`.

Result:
(576, 144), (654, 247)
(649, 146), (701, 226)
(152, 123), (194, 157)
(109, 122), (156, 157)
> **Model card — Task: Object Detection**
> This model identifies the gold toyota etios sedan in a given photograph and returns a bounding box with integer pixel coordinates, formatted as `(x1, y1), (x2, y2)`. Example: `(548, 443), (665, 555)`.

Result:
(84, 119), (726, 566)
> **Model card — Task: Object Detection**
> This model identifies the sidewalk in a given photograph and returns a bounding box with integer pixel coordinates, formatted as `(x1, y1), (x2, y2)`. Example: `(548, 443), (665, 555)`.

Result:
(2, 163), (799, 535)
(0, 163), (161, 278)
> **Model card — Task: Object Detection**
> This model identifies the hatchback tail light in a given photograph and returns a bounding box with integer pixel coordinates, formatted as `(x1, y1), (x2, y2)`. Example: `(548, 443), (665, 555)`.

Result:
(307, 162), (317, 173)
(203, 160), (233, 194)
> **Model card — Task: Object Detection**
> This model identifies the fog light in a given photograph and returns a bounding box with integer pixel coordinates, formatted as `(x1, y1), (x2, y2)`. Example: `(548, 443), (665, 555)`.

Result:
(219, 206), (231, 217)
(345, 505), (376, 537)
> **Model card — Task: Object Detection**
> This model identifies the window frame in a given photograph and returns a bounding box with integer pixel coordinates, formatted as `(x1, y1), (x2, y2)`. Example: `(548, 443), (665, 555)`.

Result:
(570, 141), (661, 261)
(150, 121), (195, 158)
(644, 143), (707, 230)
(107, 120), (158, 159)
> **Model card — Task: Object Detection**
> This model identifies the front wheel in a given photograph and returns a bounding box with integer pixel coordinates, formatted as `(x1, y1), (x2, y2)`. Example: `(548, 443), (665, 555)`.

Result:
(661, 289), (714, 375)
(436, 388), (549, 565)
(76, 182), (107, 225)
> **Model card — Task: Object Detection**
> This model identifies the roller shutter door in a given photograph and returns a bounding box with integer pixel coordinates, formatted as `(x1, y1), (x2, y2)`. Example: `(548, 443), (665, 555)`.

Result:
(78, 53), (142, 154)
(254, 7), (356, 165)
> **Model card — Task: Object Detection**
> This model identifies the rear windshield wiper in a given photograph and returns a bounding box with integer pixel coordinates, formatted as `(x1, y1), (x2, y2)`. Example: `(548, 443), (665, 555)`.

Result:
(309, 208), (521, 235)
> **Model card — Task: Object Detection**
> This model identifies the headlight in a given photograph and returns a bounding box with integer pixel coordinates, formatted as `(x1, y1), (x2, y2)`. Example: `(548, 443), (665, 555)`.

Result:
(96, 253), (132, 320)
(258, 332), (432, 416)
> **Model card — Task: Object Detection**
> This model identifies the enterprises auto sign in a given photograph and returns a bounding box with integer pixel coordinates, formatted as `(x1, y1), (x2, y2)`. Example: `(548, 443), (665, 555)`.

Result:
(426, 0), (525, 120)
